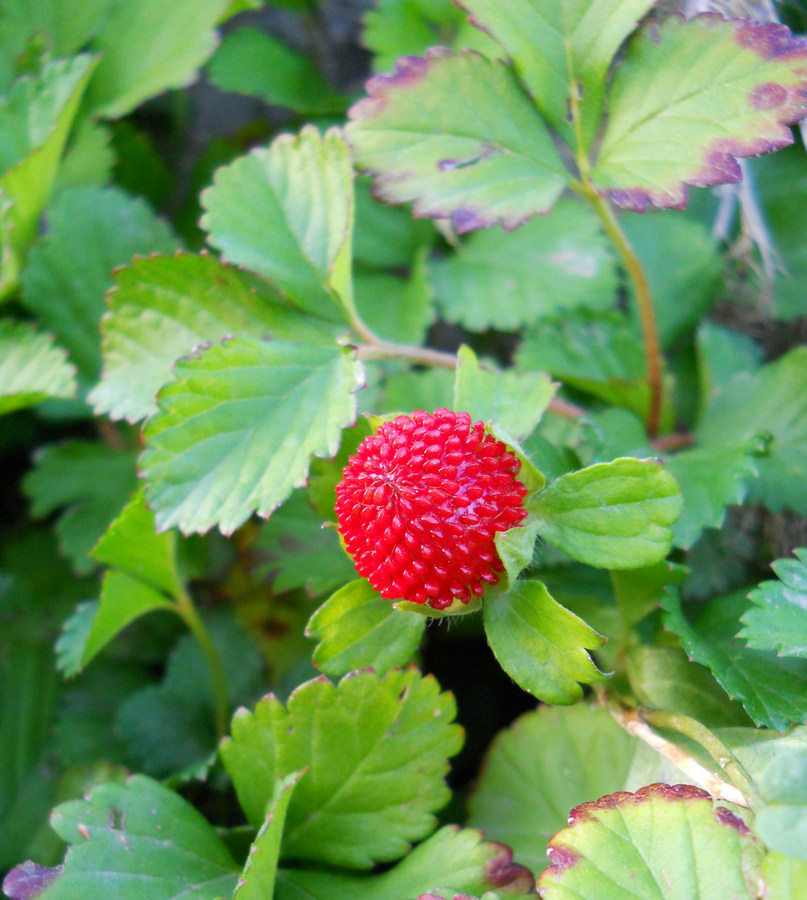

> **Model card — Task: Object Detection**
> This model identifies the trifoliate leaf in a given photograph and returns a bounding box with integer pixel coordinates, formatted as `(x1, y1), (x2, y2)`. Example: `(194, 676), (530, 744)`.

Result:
(306, 579), (425, 677)
(21, 185), (179, 383)
(347, 49), (568, 233)
(29, 775), (239, 899)
(87, 0), (234, 118)
(0, 320), (76, 414)
(467, 704), (640, 874)
(663, 589), (807, 731)
(90, 253), (333, 423)
(591, 15), (807, 211)
(141, 338), (362, 535)
(538, 783), (760, 899)
(220, 669), (463, 869)
(529, 457), (683, 569)
(483, 580), (606, 705)
(698, 346), (807, 514)
(431, 198), (617, 330)
(740, 549), (807, 658)
(201, 126), (355, 322)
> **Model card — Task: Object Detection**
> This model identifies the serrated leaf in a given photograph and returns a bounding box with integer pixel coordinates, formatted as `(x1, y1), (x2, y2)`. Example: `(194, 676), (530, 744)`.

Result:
(762, 852), (807, 899)
(90, 253), (332, 423)
(431, 198), (617, 331)
(0, 59), (96, 295)
(665, 443), (759, 550)
(483, 580), (606, 705)
(31, 775), (238, 899)
(456, 0), (655, 147)
(698, 346), (807, 515)
(306, 579), (425, 677)
(220, 669), (463, 869)
(347, 49), (568, 234)
(21, 185), (179, 383)
(663, 589), (807, 731)
(53, 117), (115, 193)
(142, 338), (361, 535)
(87, 0), (233, 118)
(234, 772), (303, 900)
(740, 549), (807, 658)
(467, 704), (639, 874)
(453, 345), (556, 442)
(538, 783), (759, 899)
(23, 441), (138, 575)
(591, 15), (807, 211)
(494, 515), (541, 589)
(529, 458), (682, 569)
(0, 320), (76, 414)
(208, 27), (346, 114)
(276, 825), (534, 900)
(201, 126), (355, 322)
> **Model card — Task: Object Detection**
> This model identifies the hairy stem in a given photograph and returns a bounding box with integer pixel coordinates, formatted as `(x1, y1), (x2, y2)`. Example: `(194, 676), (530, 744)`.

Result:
(175, 587), (230, 740)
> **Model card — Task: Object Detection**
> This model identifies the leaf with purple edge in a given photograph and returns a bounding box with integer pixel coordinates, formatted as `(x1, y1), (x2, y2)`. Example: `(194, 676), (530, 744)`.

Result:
(2, 862), (62, 900)
(346, 48), (569, 234)
(538, 783), (761, 899)
(591, 15), (807, 211)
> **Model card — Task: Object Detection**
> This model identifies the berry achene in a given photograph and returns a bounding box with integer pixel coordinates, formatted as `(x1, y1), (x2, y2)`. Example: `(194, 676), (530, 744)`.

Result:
(335, 409), (528, 610)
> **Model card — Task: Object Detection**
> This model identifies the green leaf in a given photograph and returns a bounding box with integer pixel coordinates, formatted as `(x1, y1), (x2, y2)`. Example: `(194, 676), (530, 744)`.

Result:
(23, 442), (138, 574)
(35, 775), (238, 899)
(483, 579), (606, 705)
(90, 491), (181, 597)
(21, 185), (179, 383)
(208, 27), (346, 114)
(234, 773), (303, 900)
(762, 852), (807, 899)
(90, 253), (332, 424)
(696, 321), (762, 413)
(142, 339), (361, 535)
(740, 548), (807, 658)
(306, 579), (425, 677)
(456, 0), (655, 147)
(0, 0), (111, 59)
(53, 117), (114, 193)
(590, 15), (807, 211)
(364, 0), (464, 73)
(0, 319), (76, 414)
(494, 515), (541, 589)
(755, 748), (807, 861)
(466, 704), (639, 875)
(621, 211), (722, 345)
(698, 346), (807, 515)
(347, 49), (569, 233)
(529, 457), (683, 569)
(201, 126), (355, 323)
(276, 825), (535, 900)
(663, 589), (807, 731)
(454, 345), (556, 442)
(665, 443), (759, 550)
(610, 560), (685, 629)
(537, 783), (759, 899)
(0, 55), (95, 291)
(431, 198), (617, 331)
(86, 0), (234, 118)
(220, 669), (463, 869)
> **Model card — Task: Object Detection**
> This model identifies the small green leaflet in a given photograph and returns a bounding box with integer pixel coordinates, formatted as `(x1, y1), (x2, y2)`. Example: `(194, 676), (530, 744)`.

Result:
(347, 49), (568, 233)
(141, 338), (362, 535)
(201, 126), (355, 323)
(306, 579), (425, 677)
(538, 783), (759, 899)
(455, 0), (656, 147)
(220, 669), (462, 869)
(529, 457), (682, 569)
(591, 15), (807, 210)
(0, 320), (76, 414)
(740, 548), (807, 658)
(483, 580), (606, 705)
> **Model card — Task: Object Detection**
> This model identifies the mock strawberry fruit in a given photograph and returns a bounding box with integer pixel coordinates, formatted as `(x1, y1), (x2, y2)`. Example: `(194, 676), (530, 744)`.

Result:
(335, 409), (528, 611)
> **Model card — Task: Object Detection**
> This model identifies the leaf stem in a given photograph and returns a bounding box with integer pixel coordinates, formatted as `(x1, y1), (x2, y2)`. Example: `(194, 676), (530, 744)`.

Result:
(175, 587), (229, 740)
(641, 709), (762, 811)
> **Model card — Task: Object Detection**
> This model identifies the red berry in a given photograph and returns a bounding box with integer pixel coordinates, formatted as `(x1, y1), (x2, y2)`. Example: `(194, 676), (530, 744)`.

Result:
(335, 409), (528, 611)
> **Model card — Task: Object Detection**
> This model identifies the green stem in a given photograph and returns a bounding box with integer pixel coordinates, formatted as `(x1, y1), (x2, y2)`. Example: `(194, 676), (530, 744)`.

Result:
(175, 587), (229, 740)
(642, 709), (762, 810)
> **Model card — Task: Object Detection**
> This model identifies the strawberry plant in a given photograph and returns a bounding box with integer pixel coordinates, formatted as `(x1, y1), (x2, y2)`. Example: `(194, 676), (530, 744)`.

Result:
(2, 0), (807, 898)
